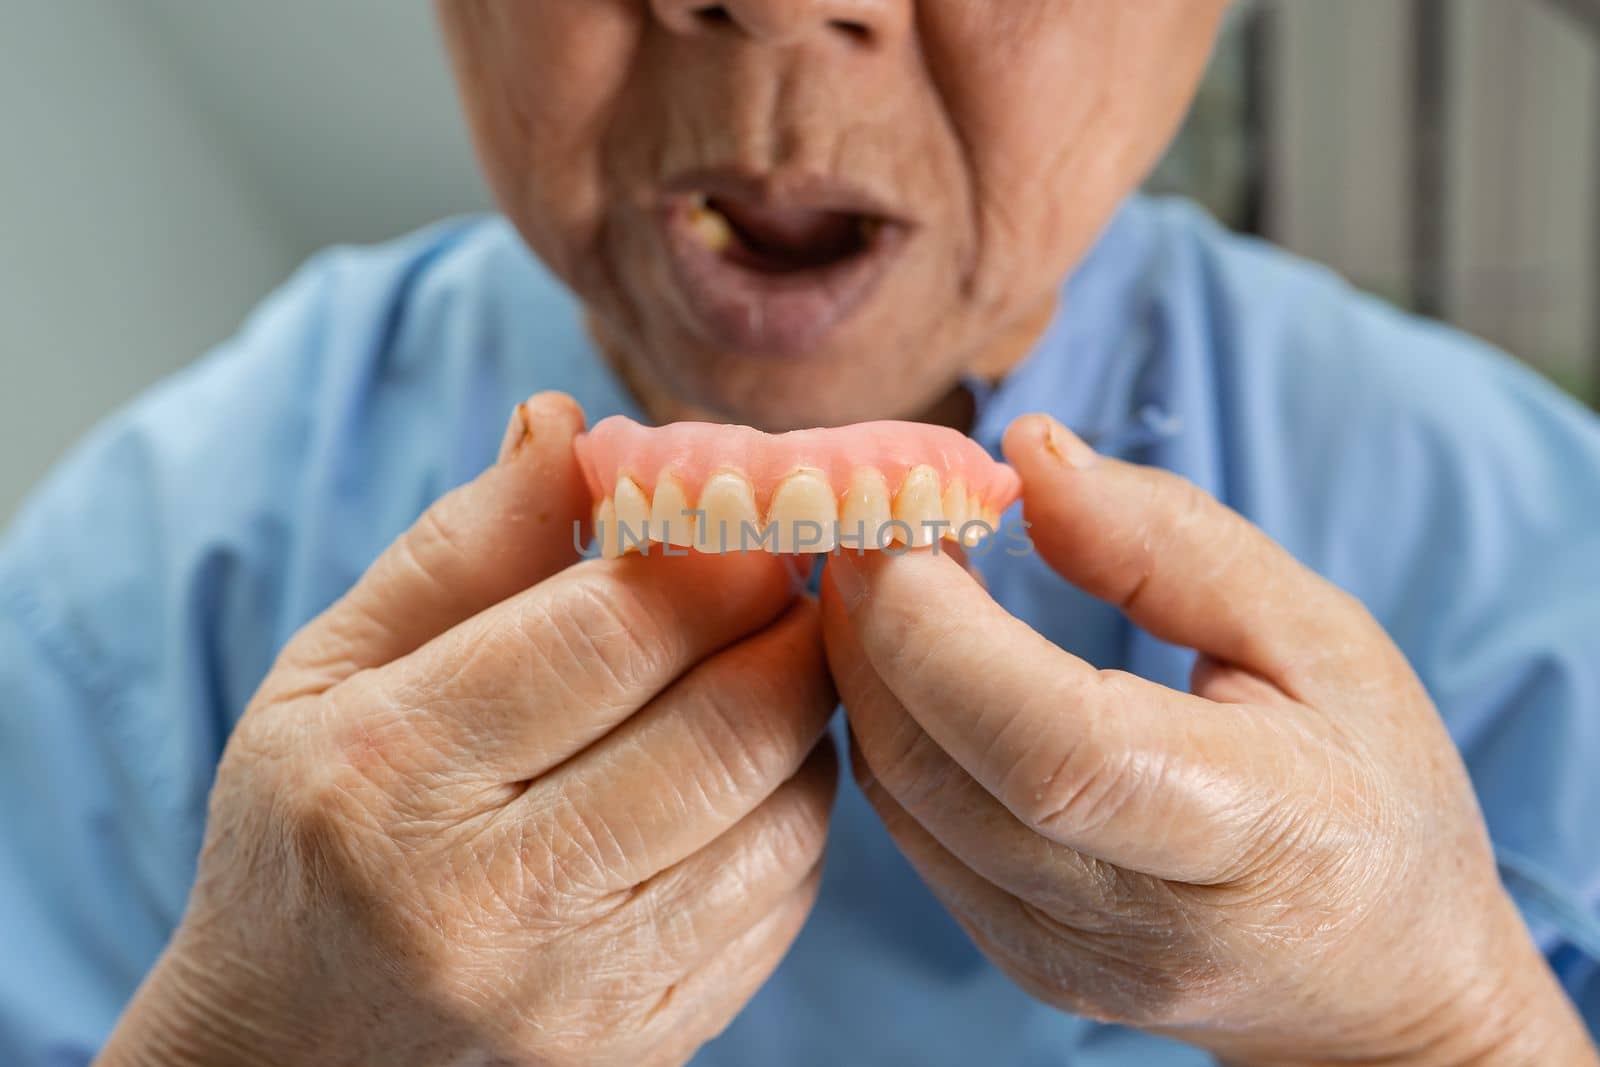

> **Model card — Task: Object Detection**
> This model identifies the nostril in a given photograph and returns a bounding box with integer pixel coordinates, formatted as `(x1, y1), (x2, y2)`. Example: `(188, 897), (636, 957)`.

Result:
(828, 19), (871, 43)
(679, 5), (874, 44)
(692, 5), (735, 29)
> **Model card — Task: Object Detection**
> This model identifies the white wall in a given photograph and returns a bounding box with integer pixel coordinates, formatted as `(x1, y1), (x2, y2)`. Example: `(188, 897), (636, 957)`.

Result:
(1268, 0), (1598, 397)
(137, 0), (490, 262)
(0, 1), (296, 518)
(1270, 0), (1415, 303)
(1450, 0), (1597, 394)
(0, 1), (488, 520)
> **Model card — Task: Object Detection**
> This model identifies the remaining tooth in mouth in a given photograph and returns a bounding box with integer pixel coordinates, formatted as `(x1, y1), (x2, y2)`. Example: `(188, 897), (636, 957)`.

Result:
(681, 193), (880, 273)
(593, 466), (1007, 556)
(688, 198), (735, 253)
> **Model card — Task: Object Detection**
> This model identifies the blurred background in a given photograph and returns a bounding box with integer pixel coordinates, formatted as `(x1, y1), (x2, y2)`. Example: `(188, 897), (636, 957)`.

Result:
(2, 0), (1597, 517)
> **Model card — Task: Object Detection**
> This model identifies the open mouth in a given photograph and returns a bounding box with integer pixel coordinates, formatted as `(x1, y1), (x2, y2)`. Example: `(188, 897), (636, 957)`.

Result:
(658, 173), (909, 357)
(686, 194), (883, 275)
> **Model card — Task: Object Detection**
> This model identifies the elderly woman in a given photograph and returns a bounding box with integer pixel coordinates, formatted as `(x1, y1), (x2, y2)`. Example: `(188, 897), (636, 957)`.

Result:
(3, 3), (1598, 1064)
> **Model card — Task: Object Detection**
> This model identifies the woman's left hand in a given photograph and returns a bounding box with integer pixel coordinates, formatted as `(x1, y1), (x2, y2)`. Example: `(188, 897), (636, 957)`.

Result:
(820, 415), (1598, 1067)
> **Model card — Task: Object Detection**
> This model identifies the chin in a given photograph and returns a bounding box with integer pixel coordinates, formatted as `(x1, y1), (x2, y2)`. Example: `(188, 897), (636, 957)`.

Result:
(657, 344), (939, 431)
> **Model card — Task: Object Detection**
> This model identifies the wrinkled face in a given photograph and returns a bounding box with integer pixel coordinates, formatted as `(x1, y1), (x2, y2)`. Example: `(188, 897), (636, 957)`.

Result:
(437, 1), (1228, 429)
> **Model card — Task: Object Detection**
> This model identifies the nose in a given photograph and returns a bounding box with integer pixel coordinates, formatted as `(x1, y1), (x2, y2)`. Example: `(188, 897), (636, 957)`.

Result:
(650, 0), (902, 47)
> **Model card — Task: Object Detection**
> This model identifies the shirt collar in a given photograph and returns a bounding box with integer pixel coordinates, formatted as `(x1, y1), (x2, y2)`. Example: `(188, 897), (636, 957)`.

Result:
(970, 194), (1181, 461)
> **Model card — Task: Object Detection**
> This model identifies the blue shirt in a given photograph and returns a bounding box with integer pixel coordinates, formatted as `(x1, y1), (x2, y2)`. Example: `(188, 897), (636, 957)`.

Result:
(3, 196), (1598, 1065)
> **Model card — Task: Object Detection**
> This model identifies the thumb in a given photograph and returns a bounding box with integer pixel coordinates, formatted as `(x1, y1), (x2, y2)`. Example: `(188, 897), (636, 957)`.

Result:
(265, 391), (591, 700)
(1002, 414), (1376, 694)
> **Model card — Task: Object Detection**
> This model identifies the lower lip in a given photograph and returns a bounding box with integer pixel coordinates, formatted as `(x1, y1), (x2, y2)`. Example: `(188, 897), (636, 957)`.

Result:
(658, 203), (907, 357)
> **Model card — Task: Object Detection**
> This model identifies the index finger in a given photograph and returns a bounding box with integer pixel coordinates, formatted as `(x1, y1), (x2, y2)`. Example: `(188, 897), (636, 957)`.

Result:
(266, 391), (591, 704)
(334, 550), (804, 788)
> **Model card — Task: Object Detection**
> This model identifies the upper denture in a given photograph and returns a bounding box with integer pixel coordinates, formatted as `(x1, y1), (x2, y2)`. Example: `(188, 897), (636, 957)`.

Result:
(575, 416), (1021, 556)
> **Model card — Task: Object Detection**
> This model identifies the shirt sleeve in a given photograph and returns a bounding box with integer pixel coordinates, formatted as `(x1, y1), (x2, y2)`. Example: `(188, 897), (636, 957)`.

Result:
(1192, 213), (1600, 1038)
(1307, 314), (1600, 978)
(0, 583), (194, 1064)
(1398, 356), (1600, 1023)
(0, 216), (536, 1064)
(0, 252), (346, 1065)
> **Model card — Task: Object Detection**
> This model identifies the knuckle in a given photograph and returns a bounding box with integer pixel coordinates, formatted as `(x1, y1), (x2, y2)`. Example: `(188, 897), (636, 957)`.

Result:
(324, 677), (422, 787)
(691, 695), (778, 801)
(320, 674), (477, 828)
(256, 609), (386, 707)
(682, 667), (816, 805)
(760, 783), (833, 871)
(863, 717), (948, 811)
(1016, 748), (1131, 840)
(1134, 466), (1201, 532)
(1160, 474), (1232, 554)
(989, 674), (1091, 814)
(400, 501), (472, 593)
(548, 943), (688, 1048)
(848, 740), (897, 813)
(877, 606), (961, 680)
(1131, 472), (1225, 569)
(277, 747), (390, 906)
(533, 577), (675, 699)
(1285, 583), (1401, 687)
(1002, 683), (1135, 840)
(205, 696), (417, 928)
(1327, 586), (1395, 660)
(513, 801), (629, 923)
(1165, 471), (1235, 546)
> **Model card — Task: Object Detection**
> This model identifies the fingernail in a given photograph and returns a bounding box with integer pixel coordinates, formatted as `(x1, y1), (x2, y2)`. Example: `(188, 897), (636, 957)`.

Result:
(829, 552), (869, 613)
(498, 401), (532, 465)
(1042, 416), (1098, 471)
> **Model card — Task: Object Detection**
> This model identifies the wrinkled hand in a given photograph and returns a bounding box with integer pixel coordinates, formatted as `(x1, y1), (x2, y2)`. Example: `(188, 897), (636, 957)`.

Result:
(822, 415), (1597, 1067)
(100, 393), (837, 1067)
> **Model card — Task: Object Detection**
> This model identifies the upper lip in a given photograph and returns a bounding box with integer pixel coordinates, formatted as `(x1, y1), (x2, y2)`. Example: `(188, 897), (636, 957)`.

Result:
(659, 167), (909, 226)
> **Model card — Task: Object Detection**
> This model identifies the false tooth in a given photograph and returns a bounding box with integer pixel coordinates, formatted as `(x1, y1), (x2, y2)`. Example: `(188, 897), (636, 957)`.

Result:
(961, 493), (991, 546)
(767, 469), (838, 553)
(689, 202), (734, 252)
(941, 477), (969, 542)
(594, 497), (622, 559)
(613, 476), (651, 553)
(839, 468), (892, 551)
(650, 472), (696, 548)
(893, 465), (945, 547)
(698, 472), (761, 554)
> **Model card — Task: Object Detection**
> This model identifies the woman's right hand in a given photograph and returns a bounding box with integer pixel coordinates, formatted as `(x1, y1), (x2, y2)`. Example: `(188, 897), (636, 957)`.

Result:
(98, 393), (838, 1067)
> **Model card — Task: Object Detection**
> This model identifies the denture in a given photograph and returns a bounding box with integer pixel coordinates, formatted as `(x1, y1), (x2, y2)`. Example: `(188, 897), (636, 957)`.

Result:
(574, 416), (1021, 556)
